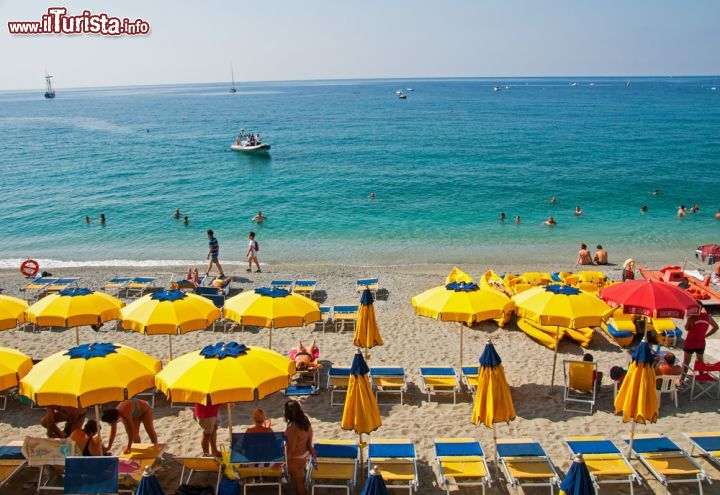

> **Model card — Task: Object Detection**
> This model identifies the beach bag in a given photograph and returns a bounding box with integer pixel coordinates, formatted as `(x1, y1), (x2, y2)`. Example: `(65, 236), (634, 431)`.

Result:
(175, 485), (214, 495)
(254, 240), (259, 252)
(217, 477), (240, 495)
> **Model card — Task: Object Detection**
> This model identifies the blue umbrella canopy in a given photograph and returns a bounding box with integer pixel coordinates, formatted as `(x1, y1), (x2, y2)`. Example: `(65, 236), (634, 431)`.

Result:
(361, 466), (389, 495)
(136, 468), (165, 495)
(559, 455), (595, 495)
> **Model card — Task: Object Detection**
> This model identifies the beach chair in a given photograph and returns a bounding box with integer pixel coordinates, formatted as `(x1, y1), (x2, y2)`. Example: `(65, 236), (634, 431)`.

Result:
(270, 280), (293, 291)
(118, 443), (166, 487)
(102, 277), (132, 297)
(419, 367), (460, 404)
(565, 436), (640, 494)
(333, 305), (358, 332)
(356, 278), (380, 296)
(308, 440), (359, 494)
(657, 375), (682, 408)
(624, 433), (708, 493)
(21, 277), (59, 300)
(22, 436), (79, 492)
(434, 438), (491, 495)
(197, 291), (228, 331)
(45, 277), (80, 294)
(327, 367), (351, 406)
(370, 367), (407, 405)
(315, 306), (333, 333)
(64, 456), (127, 495)
(686, 432), (720, 471)
(563, 360), (597, 414)
(176, 456), (222, 493)
(293, 280), (317, 299)
(461, 366), (479, 396)
(685, 361), (720, 402)
(495, 438), (560, 494)
(0, 441), (26, 488)
(125, 277), (156, 298)
(649, 318), (682, 347)
(367, 440), (418, 493)
(230, 432), (286, 494)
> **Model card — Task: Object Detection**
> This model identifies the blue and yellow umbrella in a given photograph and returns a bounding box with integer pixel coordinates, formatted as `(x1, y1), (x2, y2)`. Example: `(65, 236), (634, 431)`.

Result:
(361, 465), (389, 495)
(615, 339), (658, 456)
(0, 295), (28, 331)
(354, 288), (383, 357)
(471, 341), (515, 478)
(559, 454), (595, 495)
(0, 347), (33, 393)
(342, 351), (382, 465)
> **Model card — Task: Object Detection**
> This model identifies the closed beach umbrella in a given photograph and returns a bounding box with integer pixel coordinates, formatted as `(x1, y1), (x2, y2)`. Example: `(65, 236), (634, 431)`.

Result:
(559, 454), (595, 495)
(353, 288), (383, 358)
(224, 288), (320, 349)
(155, 342), (294, 439)
(120, 290), (220, 359)
(136, 467), (165, 495)
(25, 288), (124, 345)
(341, 351), (382, 466)
(600, 279), (700, 319)
(615, 339), (658, 456)
(412, 268), (515, 364)
(361, 465), (389, 495)
(471, 341), (515, 478)
(0, 347), (33, 393)
(0, 295), (29, 331)
(513, 285), (612, 386)
(20, 342), (160, 408)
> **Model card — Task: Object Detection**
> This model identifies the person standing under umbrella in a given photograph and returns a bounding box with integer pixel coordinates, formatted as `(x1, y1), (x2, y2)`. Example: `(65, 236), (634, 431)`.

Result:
(683, 310), (719, 368)
(284, 400), (316, 495)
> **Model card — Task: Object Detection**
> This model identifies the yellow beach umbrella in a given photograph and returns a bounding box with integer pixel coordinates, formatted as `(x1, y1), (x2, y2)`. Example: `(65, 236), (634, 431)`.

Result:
(120, 290), (220, 359)
(0, 347), (33, 392)
(615, 340), (658, 456)
(0, 295), (28, 330)
(25, 288), (124, 345)
(513, 284), (612, 386)
(353, 288), (383, 358)
(341, 350), (382, 465)
(224, 287), (321, 349)
(412, 268), (515, 364)
(471, 341), (515, 478)
(155, 342), (295, 439)
(20, 342), (160, 408)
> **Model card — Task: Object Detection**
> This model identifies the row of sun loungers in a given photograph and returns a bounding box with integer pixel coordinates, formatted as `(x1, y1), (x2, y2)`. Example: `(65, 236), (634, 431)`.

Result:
(101, 276), (158, 298)
(12, 432), (709, 494)
(20, 277), (80, 300)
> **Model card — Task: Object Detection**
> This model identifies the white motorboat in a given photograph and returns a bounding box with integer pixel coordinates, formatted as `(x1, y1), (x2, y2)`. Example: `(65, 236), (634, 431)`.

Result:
(397, 90), (407, 99)
(230, 130), (270, 152)
(570, 81), (578, 87)
(493, 85), (501, 92)
(406, 87), (414, 91)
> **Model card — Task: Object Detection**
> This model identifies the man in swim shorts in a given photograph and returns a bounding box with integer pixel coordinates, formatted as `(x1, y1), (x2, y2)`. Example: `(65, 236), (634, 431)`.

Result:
(594, 245), (608, 265)
(194, 402), (220, 456)
(206, 230), (224, 277)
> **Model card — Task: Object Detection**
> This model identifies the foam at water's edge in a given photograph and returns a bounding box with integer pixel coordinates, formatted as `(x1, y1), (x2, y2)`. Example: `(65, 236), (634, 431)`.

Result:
(0, 258), (201, 269)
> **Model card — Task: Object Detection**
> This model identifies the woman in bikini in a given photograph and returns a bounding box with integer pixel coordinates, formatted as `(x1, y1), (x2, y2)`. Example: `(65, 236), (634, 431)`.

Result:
(101, 398), (158, 454)
(289, 341), (321, 370)
(70, 420), (105, 456)
(284, 400), (317, 495)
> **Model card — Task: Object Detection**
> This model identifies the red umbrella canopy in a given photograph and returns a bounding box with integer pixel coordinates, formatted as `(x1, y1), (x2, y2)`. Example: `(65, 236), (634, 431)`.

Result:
(600, 280), (700, 318)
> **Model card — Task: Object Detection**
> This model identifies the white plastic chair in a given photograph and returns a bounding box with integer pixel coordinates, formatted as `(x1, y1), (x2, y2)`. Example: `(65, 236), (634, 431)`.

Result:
(656, 375), (681, 408)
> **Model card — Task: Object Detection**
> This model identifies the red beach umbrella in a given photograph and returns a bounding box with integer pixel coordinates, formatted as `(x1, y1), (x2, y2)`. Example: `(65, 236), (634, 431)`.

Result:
(599, 280), (700, 319)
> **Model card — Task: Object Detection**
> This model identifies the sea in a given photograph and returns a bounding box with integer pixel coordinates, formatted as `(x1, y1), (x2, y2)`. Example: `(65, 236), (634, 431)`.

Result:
(0, 77), (718, 268)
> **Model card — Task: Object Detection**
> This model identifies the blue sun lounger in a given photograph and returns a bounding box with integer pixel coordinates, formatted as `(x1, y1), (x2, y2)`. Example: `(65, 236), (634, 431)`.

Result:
(370, 367), (407, 405)
(102, 277), (132, 297)
(624, 434), (708, 493)
(293, 280), (317, 299)
(0, 442), (25, 489)
(496, 438), (560, 494)
(333, 305), (358, 331)
(64, 456), (122, 495)
(270, 280), (293, 291)
(367, 440), (418, 493)
(231, 432), (286, 494)
(125, 277), (156, 298)
(686, 432), (720, 470)
(356, 278), (380, 296)
(434, 438), (491, 495)
(565, 436), (640, 493)
(419, 367), (460, 404)
(308, 440), (359, 494)
(327, 367), (351, 406)
(461, 366), (479, 396)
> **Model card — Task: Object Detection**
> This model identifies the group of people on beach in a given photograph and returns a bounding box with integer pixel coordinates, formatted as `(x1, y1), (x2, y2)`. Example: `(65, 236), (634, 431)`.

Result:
(204, 229), (261, 275)
(576, 243), (608, 265)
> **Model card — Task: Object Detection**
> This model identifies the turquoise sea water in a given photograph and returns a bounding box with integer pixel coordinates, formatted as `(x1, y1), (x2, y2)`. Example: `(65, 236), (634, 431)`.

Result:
(0, 77), (718, 266)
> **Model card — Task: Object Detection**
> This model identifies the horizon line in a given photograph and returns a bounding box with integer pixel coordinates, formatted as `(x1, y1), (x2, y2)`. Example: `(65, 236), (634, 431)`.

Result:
(2, 73), (719, 93)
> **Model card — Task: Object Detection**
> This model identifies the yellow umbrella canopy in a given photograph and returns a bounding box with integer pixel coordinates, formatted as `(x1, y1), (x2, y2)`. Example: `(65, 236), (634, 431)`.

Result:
(353, 288), (383, 353)
(155, 342), (295, 439)
(412, 268), (515, 364)
(0, 347), (33, 392)
(513, 284), (611, 328)
(224, 288), (321, 348)
(0, 295), (28, 331)
(471, 341), (515, 478)
(19, 342), (161, 408)
(25, 288), (124, 344)
(341, 350), (382, 466)
(615, 340), (658, 456)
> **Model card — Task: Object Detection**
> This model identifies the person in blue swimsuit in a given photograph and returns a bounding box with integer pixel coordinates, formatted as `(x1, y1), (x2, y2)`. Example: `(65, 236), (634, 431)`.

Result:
(101, 398), (158, 454)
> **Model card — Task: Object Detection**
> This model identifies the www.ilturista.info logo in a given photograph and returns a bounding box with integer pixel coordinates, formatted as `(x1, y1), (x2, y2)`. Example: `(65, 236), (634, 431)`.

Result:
(8, 7), (150, 36)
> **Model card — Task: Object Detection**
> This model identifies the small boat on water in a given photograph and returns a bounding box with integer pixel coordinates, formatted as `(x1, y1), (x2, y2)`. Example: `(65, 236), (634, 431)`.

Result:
(570, 81), (578, 87)
(406, 87), (414, 91)
(44, 72), (55, 99)
(230, 130), (270, 152)
(397, 90), (407, 99)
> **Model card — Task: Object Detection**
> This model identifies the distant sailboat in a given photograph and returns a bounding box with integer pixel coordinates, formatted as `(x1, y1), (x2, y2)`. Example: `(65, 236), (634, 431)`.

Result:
(626, 80), (631, 87)
(229, 64), (237, 93)
(44, 71), (55, 99)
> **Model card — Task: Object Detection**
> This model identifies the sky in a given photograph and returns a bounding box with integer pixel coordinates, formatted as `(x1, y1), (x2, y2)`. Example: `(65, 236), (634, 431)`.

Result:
(1, 0), (719, 90)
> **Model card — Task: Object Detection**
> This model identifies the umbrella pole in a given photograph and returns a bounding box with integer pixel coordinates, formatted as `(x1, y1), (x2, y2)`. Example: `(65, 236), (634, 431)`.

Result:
(493, 427), (499, 480)
(358, 433), (363, 477)
(269, 322), (273, 350)
(550, 326), (560, 387)
(627, 420), (636, 458)
(168, 335), (174, 361)
(227, 403), (233, 442)
(94, 405), (103, 443)
(75, 326), (80, 346)
(459, 324), (464, 367)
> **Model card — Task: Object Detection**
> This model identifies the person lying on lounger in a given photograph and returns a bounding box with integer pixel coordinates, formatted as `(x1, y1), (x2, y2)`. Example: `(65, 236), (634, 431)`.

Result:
(173, 268), (232, 289)
(290, 341), (321, 370)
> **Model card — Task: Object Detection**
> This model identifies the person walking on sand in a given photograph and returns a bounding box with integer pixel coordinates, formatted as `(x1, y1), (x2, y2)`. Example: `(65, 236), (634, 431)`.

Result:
(206, 230), (224, 277)
(576, 243), (593, 266)
(246, 231), (261, 273)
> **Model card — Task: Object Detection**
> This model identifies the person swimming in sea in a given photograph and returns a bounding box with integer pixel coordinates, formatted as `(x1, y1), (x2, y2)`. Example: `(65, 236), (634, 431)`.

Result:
(173, 208), (181, 219)
(514, 215), (520, 224)
(183, 216), (189, 225)
(690, 203), (699, 213)
(85, 216), (91, 224)
(653, 189), (661, 196)
(640, 205), (648, 213)
(499, 212), (505, 222)
(677, 205), (686, 217)
(550, 195), (557, 204)
(100, 213), (106, 225)
(544, 216), (556, 226)
(253, 210), (267, 223)
(715, 209), (720, 220)
(368, 192), (377, 199)
(575, 205), (583, 217)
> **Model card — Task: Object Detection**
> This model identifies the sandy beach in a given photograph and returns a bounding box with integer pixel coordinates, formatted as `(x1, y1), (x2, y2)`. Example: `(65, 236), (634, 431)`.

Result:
(1, 261), (719, 494)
